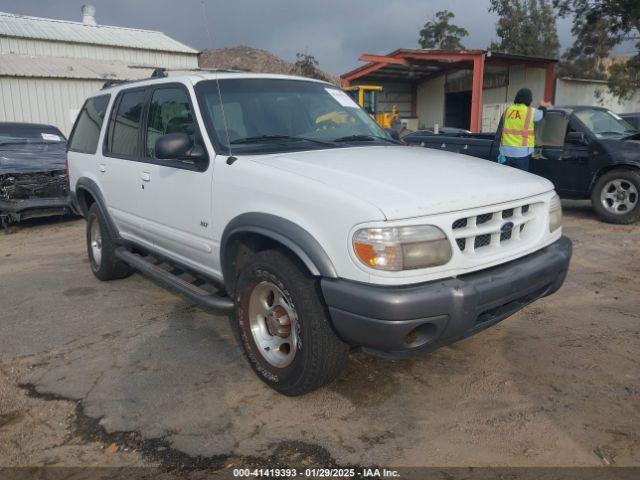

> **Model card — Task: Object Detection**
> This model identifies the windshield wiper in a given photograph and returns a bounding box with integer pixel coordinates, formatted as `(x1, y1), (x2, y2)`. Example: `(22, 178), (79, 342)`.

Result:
(597, 131), (627, 136)
(0, 140), (59, 146)
(230, 135), (334, 146)
(332, 134), (399, 144)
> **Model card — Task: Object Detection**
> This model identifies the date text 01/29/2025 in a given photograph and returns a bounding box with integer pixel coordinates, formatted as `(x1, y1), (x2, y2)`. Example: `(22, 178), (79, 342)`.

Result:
(232, 468), (400, 477)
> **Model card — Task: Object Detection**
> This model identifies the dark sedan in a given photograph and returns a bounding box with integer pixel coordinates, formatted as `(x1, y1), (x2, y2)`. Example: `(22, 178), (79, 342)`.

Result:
(0, 122), (73, 228)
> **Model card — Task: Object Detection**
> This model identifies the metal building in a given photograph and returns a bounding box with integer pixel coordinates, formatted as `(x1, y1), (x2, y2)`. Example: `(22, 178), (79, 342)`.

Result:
(342, 49), (640, 133)
(0, 6), (198, 134)
(341, 49), (557, 133)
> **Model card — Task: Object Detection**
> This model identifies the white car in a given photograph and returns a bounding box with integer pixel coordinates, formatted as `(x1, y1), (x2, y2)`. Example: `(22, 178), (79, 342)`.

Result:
(67, 71), (572, 395)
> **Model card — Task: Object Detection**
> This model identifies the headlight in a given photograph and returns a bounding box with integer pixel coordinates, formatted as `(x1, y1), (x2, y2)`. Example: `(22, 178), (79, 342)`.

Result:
(353, 225), (452, 271)
(549, 193), (562, 232)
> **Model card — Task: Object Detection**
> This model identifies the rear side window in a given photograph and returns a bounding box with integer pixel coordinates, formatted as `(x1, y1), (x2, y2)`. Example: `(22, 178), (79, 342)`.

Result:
(68, 95), (110, 153)
(105, 90), (147, 157)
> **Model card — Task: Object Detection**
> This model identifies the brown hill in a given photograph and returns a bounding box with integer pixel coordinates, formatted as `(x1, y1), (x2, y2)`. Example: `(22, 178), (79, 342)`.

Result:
(198, 45), (338, 84)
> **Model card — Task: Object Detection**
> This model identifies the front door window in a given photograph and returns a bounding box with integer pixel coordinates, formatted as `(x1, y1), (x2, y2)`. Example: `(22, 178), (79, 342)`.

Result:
(146, 87), (201, 159)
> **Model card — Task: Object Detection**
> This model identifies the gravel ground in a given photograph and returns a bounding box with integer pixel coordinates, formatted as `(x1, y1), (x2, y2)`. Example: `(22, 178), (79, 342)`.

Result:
(0, 201), (638, 473)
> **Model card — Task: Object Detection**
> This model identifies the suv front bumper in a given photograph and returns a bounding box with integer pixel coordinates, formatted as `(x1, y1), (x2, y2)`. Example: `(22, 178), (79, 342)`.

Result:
(321, 236), (572, 358)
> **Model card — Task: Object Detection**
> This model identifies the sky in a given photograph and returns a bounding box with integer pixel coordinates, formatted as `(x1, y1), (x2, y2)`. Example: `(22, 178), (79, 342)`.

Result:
(0, 0), (579, 75)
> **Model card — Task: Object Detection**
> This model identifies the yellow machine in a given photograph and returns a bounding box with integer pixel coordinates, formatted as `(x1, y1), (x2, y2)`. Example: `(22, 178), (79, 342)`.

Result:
(344, 85), (399, 129)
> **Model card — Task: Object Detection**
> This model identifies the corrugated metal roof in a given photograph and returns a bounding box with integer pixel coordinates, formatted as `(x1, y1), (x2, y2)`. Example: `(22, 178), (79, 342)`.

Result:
(0, 54), (155, 80)
(0, 11), (197, 54)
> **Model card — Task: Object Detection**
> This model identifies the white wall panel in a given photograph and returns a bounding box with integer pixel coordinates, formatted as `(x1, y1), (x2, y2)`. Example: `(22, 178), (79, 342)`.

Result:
(556, 79), (640, 113)
(416, 76), (445, 129)
(482, 86), (508, 104)
(0, 77), (105, 134)
(507, 66), (545, 103)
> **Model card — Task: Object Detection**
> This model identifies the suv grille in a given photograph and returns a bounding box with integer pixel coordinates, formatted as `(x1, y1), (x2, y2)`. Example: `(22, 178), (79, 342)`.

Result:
(452, 203), (538, 253)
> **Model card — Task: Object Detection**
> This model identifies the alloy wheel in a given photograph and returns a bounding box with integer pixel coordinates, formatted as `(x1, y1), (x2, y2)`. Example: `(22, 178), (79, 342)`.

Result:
(247, 281), (299, 368)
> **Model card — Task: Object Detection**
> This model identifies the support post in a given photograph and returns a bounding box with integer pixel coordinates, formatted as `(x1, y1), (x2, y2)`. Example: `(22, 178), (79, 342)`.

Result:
(469, 54), (485, 133)
(411, 83), (417, 117)
(544, 63), (556, 103)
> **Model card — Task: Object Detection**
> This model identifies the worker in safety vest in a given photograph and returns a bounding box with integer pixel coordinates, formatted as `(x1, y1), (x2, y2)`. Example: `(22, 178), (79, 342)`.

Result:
(498, 88), (551, 171)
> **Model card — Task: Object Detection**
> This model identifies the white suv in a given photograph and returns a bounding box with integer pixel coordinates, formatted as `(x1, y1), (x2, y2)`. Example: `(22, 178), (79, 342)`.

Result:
(67, 71), (572, 395)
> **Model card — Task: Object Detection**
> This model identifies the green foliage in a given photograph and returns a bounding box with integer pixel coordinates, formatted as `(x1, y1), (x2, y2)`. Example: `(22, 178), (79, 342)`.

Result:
(554, 0), (640, 100)
(607, 56), (640, 100)
(557, 16), (615, 81)
(489, 0), (560, 58)
(418, 10), (468, 50)
(294, 52), (330, 82)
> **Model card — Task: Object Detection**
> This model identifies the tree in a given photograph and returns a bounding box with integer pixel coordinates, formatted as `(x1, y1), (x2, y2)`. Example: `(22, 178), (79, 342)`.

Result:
(554, 0), (640, 100)
(293, 52), (330, 82)
(557, 16), (616, 81)
(418, 10), (468, 50)
(489, 0), (560, 58)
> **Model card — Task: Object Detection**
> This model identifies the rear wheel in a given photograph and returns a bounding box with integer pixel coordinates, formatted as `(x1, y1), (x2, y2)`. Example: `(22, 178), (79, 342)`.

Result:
(86, 203), (132, 281)
(591, 169), (640, 224)
(233, 249), (349, 396)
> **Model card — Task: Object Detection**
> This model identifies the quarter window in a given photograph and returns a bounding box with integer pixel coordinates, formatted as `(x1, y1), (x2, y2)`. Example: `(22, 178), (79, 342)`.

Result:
(146, 87), (200, 158)
(68, 95), (110, 154)
(105, 90), (146, 157)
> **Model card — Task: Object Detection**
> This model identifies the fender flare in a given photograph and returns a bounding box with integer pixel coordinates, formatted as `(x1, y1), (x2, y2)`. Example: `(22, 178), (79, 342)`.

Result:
(220, 212), (337, 287)
(74, 177), (120, 241)
(590, 163), (640, 192)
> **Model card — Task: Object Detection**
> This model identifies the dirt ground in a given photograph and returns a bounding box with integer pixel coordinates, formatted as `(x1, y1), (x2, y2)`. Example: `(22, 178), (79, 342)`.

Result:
(0, 201), (639, 474)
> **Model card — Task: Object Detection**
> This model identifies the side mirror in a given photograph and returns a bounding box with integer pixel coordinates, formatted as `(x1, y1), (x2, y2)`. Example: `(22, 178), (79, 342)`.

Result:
(385, 128), (400, 141)
(155, 133), (204, 160)
(566, 131), (588, 146)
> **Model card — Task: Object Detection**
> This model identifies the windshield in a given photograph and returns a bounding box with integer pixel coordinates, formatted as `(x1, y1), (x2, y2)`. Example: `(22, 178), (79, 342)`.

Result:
(195, 78), (393, 155)
(574, 109), (637, 139)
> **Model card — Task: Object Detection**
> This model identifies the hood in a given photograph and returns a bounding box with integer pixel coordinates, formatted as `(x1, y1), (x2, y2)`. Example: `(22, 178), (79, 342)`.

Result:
(248, 146), (553, 220)
(599, 137), (640, 165)
(0, 141), (67, 175)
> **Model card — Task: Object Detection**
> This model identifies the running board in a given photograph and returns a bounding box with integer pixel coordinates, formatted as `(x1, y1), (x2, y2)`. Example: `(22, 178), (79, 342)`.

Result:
(115, 247), (234, 313)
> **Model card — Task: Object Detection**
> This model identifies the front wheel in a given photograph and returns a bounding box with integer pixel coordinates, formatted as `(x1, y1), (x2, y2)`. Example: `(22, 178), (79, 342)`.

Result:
(86, 203), (132, 281)
(591, 169), (640, 224)
(233, 249), (349, 396)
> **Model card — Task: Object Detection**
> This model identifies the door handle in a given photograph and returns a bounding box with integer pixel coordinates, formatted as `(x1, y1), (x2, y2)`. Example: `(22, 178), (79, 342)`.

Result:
(140, 172), (151, 182)
(98, 164), (106, 172)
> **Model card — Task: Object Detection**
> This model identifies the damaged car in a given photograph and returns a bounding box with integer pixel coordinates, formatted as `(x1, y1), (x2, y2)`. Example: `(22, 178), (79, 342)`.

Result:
(0, 122), (73, 228)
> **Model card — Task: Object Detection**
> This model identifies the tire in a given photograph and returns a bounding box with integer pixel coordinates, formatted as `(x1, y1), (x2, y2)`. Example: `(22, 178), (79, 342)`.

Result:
(591, 169), (640, 224)
(233, 249), (349, 396)
(86, 203), (132, 281)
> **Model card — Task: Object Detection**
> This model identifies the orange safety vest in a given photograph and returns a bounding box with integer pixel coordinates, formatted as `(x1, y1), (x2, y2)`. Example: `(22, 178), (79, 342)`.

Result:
(501, 104), (535, 148)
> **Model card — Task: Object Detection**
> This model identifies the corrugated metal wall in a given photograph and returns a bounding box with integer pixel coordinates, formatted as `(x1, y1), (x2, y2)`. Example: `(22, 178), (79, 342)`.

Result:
(375, 82), (412, 117)
(507, 66), (545, 103)
(0, 77), (105, 134)
(351, 80), (413, 118)
(0, 34), (199, 134)
(0, 36), (198, 68)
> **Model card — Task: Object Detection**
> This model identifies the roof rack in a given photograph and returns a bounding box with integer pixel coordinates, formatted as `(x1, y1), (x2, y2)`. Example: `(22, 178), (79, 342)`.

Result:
(101, 79), (131, 89)
(100, 66), (247, 89)
(151, 67), (168, 78)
